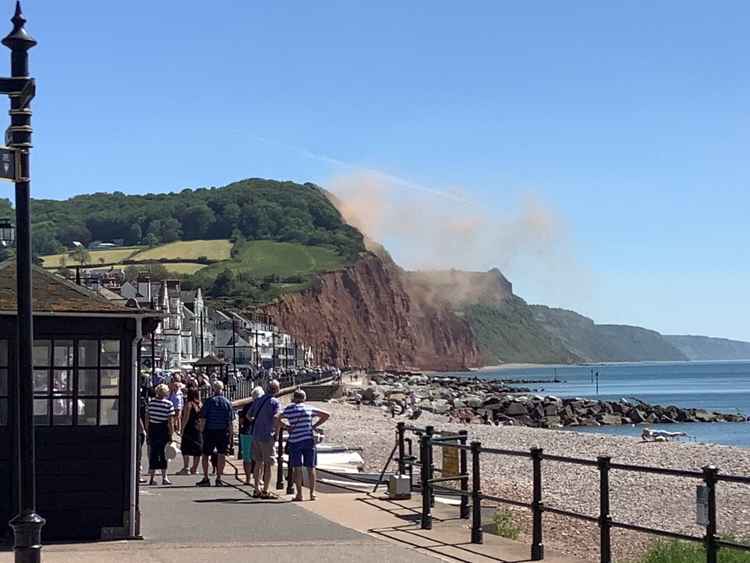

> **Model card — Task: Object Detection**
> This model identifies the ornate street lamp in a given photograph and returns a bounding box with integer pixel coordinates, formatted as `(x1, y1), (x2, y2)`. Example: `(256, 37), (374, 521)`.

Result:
(0, 218), (14, 246)
(1, 3), (43, 562)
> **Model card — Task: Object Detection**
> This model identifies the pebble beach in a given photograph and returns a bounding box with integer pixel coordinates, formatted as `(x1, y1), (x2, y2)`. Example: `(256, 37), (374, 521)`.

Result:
(313, 399), (750, 562)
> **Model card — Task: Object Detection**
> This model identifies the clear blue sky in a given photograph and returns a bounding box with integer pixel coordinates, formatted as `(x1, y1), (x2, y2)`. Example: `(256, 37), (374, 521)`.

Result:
(13, 1), (750, 340)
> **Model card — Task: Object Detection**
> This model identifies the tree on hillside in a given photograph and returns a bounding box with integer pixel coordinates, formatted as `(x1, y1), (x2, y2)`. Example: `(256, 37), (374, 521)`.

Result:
(145, 220), (162, 244)
(211, 269), (235, 296)
(127, 223), (142, 245)
(69, 246), (90, 266)
(143, 232), (159, 247)
(161, 218), (182, 243)
(180, 204), (215, 240)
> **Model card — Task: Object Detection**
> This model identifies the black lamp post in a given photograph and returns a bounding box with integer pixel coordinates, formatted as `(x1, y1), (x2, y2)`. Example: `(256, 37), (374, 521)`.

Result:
(0, 218), (14, 246)
(3, 3), (43, 562)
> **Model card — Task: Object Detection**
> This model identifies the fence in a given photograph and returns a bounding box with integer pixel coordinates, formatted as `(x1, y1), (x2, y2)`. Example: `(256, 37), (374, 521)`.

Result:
(198, 372), (336, 402)
(396, 421), (750, 563)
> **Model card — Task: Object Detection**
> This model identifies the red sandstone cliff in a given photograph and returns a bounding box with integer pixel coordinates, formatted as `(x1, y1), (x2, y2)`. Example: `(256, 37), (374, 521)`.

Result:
(260, 253), (481, 371)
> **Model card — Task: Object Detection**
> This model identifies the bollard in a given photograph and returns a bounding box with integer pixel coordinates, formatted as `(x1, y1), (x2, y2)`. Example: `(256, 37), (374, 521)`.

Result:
(286, 461), (295, 495)
(397, 422), (406, 475)
(420, 433), (432, 530)
(703, 465), (719, 563)
(425, 426), (435, 508)
(470, 441), (483, 544)
(275, 432), (284, 490)
(459, 430), (469, 519)
(530, 447), (544, 561)
(597, 456), (612, 563)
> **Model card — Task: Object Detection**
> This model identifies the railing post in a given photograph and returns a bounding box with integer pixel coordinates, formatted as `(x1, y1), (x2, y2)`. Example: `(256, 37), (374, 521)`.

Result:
(471, 441), (483, 544)
(275, 431), (284, 491)
(420, 432), (432, 530)
(597, 456), (612, 563)
(530, 447), (544, 560)
(397, 422), (406, 475)
(703, 465), (719, 563)
(459, 430), (469, 519)
(426, 426), (435, 508)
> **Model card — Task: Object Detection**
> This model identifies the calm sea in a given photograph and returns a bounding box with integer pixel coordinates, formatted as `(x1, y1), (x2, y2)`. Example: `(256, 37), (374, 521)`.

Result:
(444, 361), (750, 448)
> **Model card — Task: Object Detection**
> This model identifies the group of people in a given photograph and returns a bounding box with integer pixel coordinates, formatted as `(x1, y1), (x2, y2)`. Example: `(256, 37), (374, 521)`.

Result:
(140, 373), (330, 501)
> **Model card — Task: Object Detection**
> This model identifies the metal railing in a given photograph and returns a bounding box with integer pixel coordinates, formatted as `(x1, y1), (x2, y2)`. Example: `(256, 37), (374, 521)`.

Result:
(396, 421), (750, 563)
(197, 372), (337, 402)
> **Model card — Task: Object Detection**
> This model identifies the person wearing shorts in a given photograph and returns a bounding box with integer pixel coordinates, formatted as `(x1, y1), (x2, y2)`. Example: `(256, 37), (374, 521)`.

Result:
(196, 381), (234, 487)
(248, 380), (281, 498)
(238, 386), (265, 485)
(279, 389), (329, 501)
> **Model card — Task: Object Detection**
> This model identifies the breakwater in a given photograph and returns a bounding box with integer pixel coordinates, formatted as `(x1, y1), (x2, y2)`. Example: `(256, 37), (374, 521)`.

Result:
(366, 373), (747, 428)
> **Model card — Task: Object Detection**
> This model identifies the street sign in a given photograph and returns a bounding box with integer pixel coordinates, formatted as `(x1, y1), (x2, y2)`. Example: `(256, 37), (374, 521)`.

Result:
(696, 485), (709, 526)
(0, 147), (17, 181)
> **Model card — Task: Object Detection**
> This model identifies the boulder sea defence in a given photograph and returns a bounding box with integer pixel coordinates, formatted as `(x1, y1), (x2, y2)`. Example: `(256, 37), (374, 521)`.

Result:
(361, 373), (747, 428)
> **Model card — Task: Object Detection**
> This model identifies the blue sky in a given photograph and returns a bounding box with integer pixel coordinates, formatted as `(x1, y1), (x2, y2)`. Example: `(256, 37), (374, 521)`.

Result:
(12, 1), (750, 340)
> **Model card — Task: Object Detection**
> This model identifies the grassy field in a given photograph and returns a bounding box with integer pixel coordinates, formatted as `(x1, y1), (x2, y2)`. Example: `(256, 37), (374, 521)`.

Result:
(634, 540), (750, 563)
(41, 246), (143, 267)
(132, 240), (232, 261)
(161, 262), (208, 275)
(198, 240), (345, 279)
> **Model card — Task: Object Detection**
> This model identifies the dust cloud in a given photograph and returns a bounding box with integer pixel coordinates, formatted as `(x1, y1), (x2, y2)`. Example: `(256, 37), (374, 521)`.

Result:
(329, 171), (568, 274)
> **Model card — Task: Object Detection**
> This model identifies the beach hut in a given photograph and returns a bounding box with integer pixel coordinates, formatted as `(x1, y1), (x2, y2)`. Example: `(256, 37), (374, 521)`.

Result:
(0, 262), (160, 542)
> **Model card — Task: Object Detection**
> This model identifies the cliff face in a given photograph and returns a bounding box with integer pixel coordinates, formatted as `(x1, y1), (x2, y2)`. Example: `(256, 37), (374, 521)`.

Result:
(261, 253), (481, 371)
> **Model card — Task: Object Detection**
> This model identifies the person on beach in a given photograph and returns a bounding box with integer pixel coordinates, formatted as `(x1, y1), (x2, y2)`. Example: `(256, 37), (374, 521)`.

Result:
(145, 384), (175, 486)
(196, 381), (234, 487)
(279, 389), (330, 501)
(176, 388), (203, 475)
(247, 380), (281, 498)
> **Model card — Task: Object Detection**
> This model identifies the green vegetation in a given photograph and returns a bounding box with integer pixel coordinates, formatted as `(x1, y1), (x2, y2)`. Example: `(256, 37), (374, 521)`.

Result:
(41, 246), (143, 267)
(132, 239), (232, 261)
(634, 541), (750, 563)
(489, 509), (520, 540)
(27, 178), (364, 261)
(187, 240), (346, 304)
(160, 263), (208, 275)
(464, 298), (580, 365)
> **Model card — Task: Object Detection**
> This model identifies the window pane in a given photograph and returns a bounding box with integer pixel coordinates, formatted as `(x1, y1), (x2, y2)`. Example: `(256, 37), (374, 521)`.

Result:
(33, 369), (48, 394)
(78, 340), (98, 367)
(52, 397), (73, 426)
(53, 370), (71, 393)
(100, 398), (119, 426)
(53, 340), (74, 367)
(33, 340), (50, 366)
(0, 398), (6, 425)
(0, 340), (7, 367)
(0, 368), (6, 396)
(78, 398), (97, 426)
(100, 369), (119, 396)
(33, 399), (48, 425)
(78, 369), (98, 396)
(101, 340), (120, 367)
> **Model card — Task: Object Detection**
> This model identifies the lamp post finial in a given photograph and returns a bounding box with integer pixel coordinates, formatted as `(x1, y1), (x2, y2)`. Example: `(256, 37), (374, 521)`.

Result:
(2, 1), (36, 50)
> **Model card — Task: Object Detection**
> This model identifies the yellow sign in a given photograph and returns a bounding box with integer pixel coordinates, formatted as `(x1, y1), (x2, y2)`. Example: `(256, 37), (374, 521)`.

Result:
(442, 445), (459, 478)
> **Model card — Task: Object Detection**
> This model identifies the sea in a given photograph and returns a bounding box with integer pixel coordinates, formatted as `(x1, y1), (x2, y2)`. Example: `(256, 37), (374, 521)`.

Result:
(444, 361), (750, 448)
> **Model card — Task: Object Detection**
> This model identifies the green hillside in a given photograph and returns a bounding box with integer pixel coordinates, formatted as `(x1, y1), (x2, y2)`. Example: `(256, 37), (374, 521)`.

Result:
(187, 240), (346, 303)
(28, 178), (364, 263)
(463, 298), (581, 365)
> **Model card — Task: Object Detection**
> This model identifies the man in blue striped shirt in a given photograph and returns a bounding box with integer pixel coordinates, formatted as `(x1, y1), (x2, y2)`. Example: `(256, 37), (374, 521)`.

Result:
(279, 389), (329, 501)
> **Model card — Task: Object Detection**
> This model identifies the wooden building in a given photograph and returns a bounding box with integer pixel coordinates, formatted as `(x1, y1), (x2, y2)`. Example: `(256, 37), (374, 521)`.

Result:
(0, 262), (159, 542)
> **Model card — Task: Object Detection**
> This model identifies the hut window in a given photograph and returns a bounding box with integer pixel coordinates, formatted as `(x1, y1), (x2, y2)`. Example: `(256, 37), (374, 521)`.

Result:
(31, 338), (121, 426)
(0, 340), (7, 426)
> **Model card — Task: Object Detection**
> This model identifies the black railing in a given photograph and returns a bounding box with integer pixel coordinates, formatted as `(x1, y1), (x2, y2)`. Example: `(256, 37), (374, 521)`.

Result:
(197, 372), (336, 402)
(396, 421), (750, 563)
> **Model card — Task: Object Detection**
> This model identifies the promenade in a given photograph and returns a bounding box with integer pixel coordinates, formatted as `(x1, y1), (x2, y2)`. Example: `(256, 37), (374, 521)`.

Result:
(0, 467), (584, 563)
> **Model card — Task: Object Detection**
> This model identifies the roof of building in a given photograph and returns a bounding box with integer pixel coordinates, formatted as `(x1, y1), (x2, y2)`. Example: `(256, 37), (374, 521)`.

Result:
(193, 353), (226, 366)
(0, 261), (161, 316)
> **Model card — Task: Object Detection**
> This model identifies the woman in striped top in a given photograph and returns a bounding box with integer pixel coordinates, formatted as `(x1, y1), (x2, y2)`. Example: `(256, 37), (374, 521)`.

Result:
(279, 389), (329, 501)
(145, 384), (175, 485)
